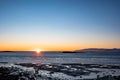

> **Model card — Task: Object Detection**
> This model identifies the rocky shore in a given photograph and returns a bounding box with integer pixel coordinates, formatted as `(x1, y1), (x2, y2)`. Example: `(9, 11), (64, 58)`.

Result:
(0, 62), (120, 80)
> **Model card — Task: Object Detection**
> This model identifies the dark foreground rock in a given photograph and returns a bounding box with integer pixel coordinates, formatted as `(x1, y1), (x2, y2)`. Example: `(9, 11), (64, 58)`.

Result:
(0, 63), (120, 80)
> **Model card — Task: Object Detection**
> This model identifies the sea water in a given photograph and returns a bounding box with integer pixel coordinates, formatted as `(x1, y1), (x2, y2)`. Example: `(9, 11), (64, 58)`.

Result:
(0, 52), (120, 64)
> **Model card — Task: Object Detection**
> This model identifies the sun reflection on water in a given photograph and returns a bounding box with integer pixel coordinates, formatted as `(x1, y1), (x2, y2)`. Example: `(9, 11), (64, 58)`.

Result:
(34, 51), (42, 56)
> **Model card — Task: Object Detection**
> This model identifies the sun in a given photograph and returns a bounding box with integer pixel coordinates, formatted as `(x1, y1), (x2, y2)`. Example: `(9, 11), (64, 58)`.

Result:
(32, 48), (43, 56)
(35, 48), (42, 53)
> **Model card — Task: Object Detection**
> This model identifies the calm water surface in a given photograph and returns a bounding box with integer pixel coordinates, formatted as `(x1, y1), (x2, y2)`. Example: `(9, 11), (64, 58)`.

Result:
(0, 52), (120, 64)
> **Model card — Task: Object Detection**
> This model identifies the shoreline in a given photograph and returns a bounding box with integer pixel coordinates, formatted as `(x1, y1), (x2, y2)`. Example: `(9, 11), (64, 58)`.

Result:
(0, 62), (120, 80)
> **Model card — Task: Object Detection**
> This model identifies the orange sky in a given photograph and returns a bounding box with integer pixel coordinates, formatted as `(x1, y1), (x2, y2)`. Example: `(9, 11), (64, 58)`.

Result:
(0, 43), (120, 51)
(0, 0), (120, 51)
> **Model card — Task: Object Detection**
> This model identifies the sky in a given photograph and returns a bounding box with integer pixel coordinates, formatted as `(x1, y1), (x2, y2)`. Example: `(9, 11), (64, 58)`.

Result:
(0, 0), (120, 51)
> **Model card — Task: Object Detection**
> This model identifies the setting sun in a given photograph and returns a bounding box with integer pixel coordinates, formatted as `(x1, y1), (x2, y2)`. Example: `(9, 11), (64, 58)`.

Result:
(33, 48), (43, 56)
(35, 48), (42, 53)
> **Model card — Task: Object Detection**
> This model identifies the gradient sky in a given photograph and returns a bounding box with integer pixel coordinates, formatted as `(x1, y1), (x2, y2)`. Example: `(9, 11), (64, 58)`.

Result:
(0, 0), (120, 51)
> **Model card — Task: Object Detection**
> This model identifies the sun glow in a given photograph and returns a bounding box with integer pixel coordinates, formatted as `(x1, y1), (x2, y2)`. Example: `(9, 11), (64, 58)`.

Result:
(35, 48), (42, 53)
(32, 48), (43, 56)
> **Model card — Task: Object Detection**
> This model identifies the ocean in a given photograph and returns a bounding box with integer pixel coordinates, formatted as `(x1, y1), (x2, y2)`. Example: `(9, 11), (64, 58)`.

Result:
(0, 52), (120, 64)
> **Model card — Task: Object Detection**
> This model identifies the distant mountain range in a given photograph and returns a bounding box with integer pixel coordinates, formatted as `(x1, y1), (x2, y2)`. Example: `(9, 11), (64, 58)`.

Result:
(75, 48), (120, 53)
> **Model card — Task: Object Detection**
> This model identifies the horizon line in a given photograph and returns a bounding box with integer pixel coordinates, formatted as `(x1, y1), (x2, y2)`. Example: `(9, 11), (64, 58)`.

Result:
(0, 48), (120, 52)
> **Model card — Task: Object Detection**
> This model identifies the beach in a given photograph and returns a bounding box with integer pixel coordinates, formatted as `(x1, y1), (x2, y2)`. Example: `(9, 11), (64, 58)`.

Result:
(0, 51), (120, 80)
(0, 62), (120, 80)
